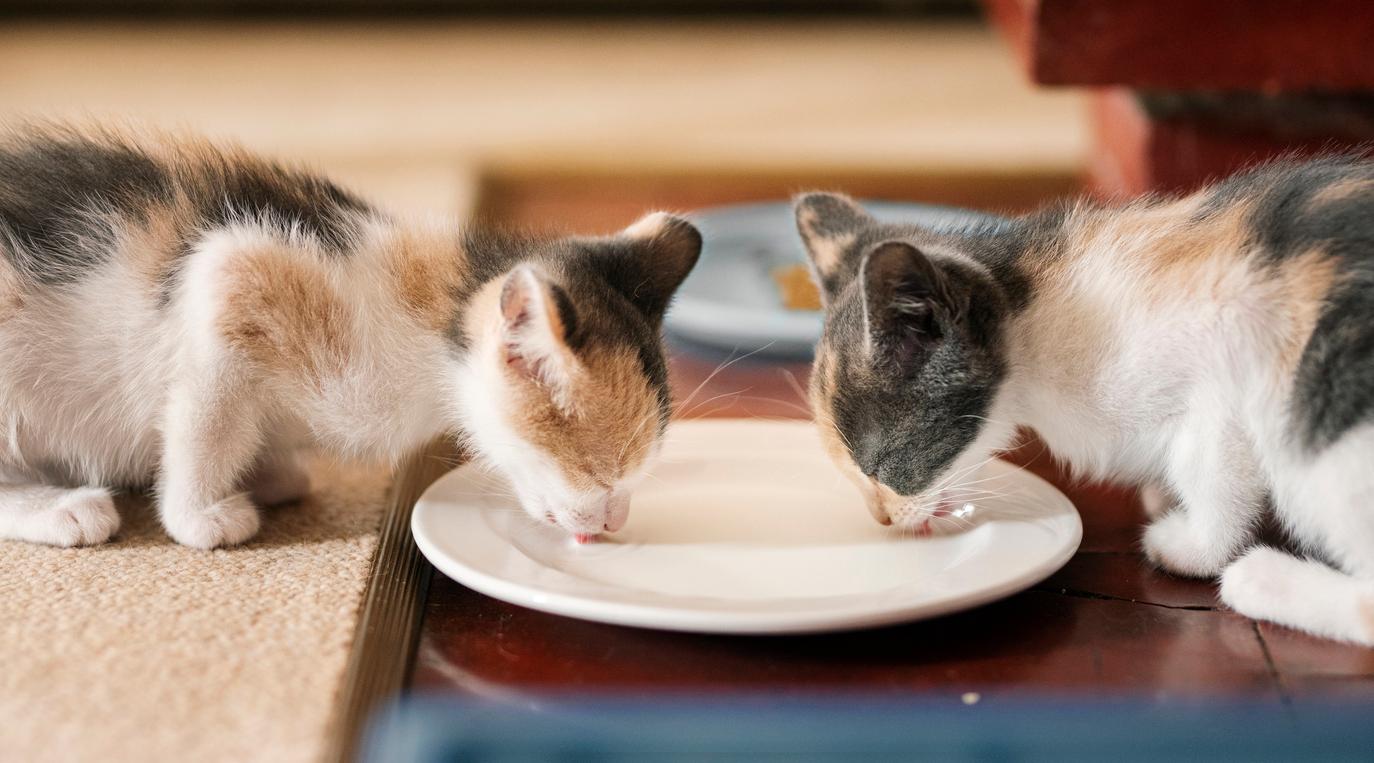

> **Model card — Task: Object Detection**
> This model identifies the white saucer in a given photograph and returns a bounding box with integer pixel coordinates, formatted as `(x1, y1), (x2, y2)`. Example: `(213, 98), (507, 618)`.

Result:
(411, 419), (1081, 634)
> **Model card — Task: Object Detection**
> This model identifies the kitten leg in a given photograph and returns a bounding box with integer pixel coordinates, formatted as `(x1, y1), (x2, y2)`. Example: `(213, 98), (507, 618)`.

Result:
(1221, 547), (1374, 646)
(1138, 483), (1177, 519)
(157, 372), (264, 549)
(0, 482), (120, 547)
(1225, 425), (1374, 644)
(247, 448), (311, 507)
(1144, 419), (1264, 578)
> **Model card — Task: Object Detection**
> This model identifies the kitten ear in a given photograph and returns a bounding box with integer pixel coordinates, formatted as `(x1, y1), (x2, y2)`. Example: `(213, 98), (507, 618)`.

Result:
(794, 192), (876, 298)
(499, 265), (578, 408)
(614, 211), (703, 322)
(859, 241), (961, 371)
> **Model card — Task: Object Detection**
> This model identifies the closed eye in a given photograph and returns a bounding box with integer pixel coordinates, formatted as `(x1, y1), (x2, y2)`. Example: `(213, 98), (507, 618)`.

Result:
(580, 468), (614, 490)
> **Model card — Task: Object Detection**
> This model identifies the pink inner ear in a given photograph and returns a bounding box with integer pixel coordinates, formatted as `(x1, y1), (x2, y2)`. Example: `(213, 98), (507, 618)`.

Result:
(503, 339), (548, 383)
(500, 276), (539, 377)
(498, 268), (569, 389)
(503, 297), (531, 330)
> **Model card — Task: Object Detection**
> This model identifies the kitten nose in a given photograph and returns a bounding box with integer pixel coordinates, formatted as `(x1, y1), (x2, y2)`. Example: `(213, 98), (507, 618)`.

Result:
(603, 490), (630, 532)
(864, 480), (894, 526)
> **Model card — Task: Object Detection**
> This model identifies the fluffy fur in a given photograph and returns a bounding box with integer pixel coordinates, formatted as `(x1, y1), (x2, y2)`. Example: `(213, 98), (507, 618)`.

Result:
(796, 156), (1374, 646)
(0, 123), (699, 548)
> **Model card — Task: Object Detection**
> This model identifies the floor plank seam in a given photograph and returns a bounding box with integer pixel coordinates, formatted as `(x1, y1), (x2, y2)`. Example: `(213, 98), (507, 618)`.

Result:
(1035, 585), (1217, 612)
(1251, 621), (1294, 710)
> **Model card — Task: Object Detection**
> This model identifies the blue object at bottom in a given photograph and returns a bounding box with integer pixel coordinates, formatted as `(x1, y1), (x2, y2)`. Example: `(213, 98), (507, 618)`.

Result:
(363, 693), (1374, 762)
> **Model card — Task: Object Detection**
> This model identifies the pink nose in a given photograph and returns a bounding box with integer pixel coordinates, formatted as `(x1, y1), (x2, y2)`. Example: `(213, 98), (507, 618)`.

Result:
(603, 490), (630, 532)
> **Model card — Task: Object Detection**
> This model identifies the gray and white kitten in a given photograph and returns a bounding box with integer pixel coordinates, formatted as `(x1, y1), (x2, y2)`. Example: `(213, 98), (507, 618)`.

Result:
(0, 124), (699, 549)
(795, 157), (1374, 646)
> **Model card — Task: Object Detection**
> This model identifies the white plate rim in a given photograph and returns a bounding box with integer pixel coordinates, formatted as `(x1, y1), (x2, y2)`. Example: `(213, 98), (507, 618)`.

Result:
(412, 423), (1082, 635)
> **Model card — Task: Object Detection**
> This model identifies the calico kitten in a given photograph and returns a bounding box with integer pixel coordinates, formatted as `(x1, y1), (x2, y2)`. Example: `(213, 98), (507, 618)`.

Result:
(795, 157), (1374, 646)
(0, 124), (699, 549)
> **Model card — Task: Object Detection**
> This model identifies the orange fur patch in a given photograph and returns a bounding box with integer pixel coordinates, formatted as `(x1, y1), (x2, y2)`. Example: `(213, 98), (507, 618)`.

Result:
(383, 226), (466, 333)
(1151, 202), (1247, 272)
(1307, 178), (1374, 208)
(809, 343), (888, 519)
(1042, 195), (1250, 313)
(809, 349), (849, 465)
(1044, 195), (1241, 290)
(217, 245), (350, 382)
(509, 342), (661, 491)
(796, 205), (856, 280)
(1274, 248), (1342, 374)
(1359, 596), (1374, 642)
(121, 196), (198, 294)
(0, 247), (20, 323)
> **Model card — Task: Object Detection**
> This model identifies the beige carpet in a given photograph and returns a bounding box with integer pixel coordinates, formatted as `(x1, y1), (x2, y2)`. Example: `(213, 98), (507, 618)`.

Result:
(0, 458), (390, 763)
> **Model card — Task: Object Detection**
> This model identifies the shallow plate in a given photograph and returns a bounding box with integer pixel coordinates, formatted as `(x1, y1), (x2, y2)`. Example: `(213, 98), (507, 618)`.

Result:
(665, 201), (1009, 359)
(412, 419), (1080, 634)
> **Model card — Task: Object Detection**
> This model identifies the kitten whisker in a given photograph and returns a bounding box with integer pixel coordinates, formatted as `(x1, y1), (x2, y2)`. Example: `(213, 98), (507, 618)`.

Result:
(671, 343), (774, 417)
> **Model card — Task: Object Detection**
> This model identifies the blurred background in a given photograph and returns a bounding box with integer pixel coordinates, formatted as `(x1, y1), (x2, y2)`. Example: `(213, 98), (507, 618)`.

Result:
(0, 0), (1086, 228)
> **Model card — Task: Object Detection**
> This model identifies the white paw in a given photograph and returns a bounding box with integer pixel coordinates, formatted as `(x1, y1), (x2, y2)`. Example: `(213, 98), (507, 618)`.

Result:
(163, 493), (261, 549)
(1218, 546), (1291, 618)
(31, 487), (120, 547)
(1143, 511), (1230, 578)
(249, 464), (311, 507)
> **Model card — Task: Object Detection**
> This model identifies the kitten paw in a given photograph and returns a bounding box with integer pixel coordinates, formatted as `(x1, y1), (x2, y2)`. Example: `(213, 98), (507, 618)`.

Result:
(1218, 547), (1293, 619)
(32, 487), (120, 547)
(1143, 511), (1230, 578)
(249, 463), (311, 507)
(163, 493), (261, 549)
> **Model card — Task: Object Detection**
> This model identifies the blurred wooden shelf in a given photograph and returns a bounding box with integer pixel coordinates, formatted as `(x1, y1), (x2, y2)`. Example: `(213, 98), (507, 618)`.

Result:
(1088, 90), (1374, 197)
(0, 19), (1086, 191)
(984, 0), (1374, 90)
(475, 166), (1080, 235)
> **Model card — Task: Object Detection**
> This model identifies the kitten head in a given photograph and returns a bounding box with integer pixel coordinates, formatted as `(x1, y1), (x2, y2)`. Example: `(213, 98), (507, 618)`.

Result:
(458, 213), (700, 538)
(794, 193), (1017, 530)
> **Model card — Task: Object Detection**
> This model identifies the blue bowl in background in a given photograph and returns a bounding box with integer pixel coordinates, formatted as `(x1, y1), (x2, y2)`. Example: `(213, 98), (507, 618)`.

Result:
(665, 200), (1010, 360)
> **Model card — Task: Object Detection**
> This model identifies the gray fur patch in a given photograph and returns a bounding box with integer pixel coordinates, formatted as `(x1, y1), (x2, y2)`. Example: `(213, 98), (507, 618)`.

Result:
(1295, 270), (1374, 450)
(0, 131), (171, 284)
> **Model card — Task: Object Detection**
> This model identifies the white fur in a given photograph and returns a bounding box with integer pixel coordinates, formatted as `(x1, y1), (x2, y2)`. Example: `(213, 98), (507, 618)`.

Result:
(0, 216), (477, 549)
(939, 208), (1374, 645)
(0, 482), (119, 547)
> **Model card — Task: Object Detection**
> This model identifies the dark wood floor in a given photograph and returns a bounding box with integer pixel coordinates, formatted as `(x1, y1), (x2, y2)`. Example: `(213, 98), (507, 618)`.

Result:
(410, 350), (1374, 705)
